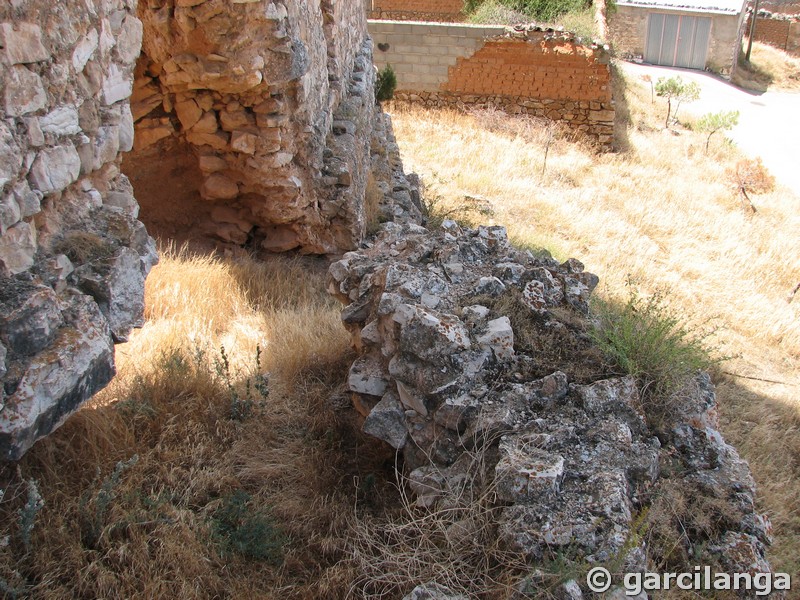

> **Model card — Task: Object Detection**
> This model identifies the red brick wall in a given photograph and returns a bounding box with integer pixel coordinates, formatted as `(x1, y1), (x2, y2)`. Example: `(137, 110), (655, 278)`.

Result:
(444, 38), (612, 103)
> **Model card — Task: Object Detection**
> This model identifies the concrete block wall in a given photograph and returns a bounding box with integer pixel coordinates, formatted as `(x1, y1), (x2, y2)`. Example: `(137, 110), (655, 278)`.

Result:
(369, 21), (615, 147)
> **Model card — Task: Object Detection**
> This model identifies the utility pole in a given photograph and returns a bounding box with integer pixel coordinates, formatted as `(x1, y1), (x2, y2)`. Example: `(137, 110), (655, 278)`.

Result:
(745, 0), (761, 62)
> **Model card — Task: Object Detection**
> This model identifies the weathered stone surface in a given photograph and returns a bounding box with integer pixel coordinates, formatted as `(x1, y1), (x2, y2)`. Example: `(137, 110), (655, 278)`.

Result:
(0, 293), (114, 461)
(402, 583), (469, 600)
(0, 0), (154, 460)
(28, 145), (82, 194)
(362, 391), (407, 450)
(4, 65), (48, 117)
(0, 23), (49, 64)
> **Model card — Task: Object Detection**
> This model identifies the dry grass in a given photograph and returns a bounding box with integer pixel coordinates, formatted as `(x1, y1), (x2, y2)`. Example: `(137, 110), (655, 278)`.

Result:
(0, 245), (401, 599)
(385, 73), (800, 577)
(733, 41), (800, 92)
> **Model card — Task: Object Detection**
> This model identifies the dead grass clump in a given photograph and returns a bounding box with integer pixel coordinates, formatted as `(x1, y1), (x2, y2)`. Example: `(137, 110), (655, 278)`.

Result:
(733, 41), (800, 92)
(53, 231), (115, 264)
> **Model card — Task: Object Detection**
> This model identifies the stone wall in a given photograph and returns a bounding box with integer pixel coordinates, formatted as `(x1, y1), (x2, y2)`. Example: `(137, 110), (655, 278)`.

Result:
(129, 0), (380, 254)
(0, 0), (157, 459)
(370, 21), (615, 147)
(368, 0), (465, 22)
(608, 6), (745, 75)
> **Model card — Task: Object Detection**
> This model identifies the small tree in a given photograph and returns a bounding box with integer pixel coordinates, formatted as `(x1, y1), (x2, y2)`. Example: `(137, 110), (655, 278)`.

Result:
(375, 64), (397, 103)
(695, 110), (739, 153)
(726, 157), (775, 213)
(655, 76), (700, 128)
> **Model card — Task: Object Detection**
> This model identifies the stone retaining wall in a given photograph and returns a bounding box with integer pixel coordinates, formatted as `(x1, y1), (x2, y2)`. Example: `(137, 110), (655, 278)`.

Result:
(370, 21), (615, 147)
(368, 0), (465, 22)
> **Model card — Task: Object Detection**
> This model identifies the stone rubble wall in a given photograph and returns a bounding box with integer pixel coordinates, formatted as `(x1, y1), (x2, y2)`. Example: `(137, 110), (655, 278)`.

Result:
(368, 0), (465, 23)
(131, 0), (380, 254)
(0, 0), (157, 459)
(329, 221), (774, 590)
(370, 21), (615, 147)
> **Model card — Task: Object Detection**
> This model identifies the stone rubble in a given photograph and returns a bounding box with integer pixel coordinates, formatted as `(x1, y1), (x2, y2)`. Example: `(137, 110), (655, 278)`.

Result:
(330, 220), (775, 594)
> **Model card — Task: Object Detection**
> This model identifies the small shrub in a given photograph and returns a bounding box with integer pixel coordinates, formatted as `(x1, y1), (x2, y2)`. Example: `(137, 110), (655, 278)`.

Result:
(79, 455), (139, 548)
(211, 489), (284, 563)
(18, 480), (44, 554)
(695, 110), (739, 153)
(590, 284), (718, 423)
(214, 344), (270, 421)
(655, 76), (700, 128)
(375, 64), (397, 103)
(726, 157), (774, 213)
(467, 0), (529, 24)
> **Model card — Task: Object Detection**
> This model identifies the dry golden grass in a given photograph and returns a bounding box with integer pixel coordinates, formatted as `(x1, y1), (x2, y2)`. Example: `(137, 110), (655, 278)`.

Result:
(733, 41), (800, 92)
(386, 75), (800, 577)
(0, 246), (402, 599)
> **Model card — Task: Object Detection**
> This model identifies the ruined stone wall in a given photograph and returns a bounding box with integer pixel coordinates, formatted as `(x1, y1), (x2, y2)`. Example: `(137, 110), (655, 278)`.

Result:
(370, 21), (615, 147)
(130, 0), (379, 254)
(0, 0), (157, 459)
(368, 0), (465, 22)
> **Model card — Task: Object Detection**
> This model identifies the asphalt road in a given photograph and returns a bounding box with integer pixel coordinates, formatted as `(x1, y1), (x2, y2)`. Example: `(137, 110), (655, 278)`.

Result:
(620, 61), (800, 196)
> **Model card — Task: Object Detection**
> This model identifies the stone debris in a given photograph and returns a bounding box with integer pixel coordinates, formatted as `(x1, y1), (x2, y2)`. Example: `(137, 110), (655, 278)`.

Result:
(330, 220), (774, 591)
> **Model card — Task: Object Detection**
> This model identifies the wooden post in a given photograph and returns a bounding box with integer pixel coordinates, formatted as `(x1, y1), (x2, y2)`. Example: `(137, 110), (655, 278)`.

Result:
(746, 0), (761, 62)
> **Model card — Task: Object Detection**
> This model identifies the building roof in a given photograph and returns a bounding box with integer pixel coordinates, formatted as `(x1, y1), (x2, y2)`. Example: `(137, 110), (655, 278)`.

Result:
(617, 0), (746, 14)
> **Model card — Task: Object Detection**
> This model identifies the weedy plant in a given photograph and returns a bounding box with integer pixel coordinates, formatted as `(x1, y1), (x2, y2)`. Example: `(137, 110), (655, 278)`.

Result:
(211, 489), (284, 563)
(590, 283), (720, 426)
(79, 455), (139, 549)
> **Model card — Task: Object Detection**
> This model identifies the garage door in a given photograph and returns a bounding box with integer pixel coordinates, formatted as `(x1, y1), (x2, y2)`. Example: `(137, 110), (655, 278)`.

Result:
(645, 13), (711, 70)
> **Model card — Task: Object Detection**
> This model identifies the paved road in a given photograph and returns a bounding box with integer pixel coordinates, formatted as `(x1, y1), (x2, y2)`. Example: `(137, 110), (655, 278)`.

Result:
(620, 61), (800, 196)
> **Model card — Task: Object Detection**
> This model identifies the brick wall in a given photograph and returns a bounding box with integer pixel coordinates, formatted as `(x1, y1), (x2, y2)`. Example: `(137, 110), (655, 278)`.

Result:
(746, 15), (791, 47)
(369, 0), (465, 22)
(370, 21), (615, 147)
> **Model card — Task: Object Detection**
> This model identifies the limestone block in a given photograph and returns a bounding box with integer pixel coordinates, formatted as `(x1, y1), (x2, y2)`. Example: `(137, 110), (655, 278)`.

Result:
(475, 316), (514, 361)
(402, 583), (469, 600)
(175, 99), (202, 130)
(4, 65), (48, 117)
(495, 440), (565, 503)
(24, 116), (44, 147)
(12, 180), (41, 219)
(230, 130), (257, 154)
(198, 155), (227, 172)
(0, 294), (115, 460)
(102, 63), (133, 105)
(0, 192), (21, 234)
(186, 130), (228, 151)
(119, 104), (134, 152)
(0, 23), (49, 64)
(39, 106), (81, 136)
(72, 29), (99, 72)
(348, 355), (389, 397)
(0, 221), (37, 275)
(0, 121), (23, 188)
(219, 109), (252, 131)
(92, 125), (120, 171)
(115, 15), (143, 64)
(200, 173), (238, 200)
(133, 122), (173, 151)
(362, 391), (407, 449)
(191, 111), (219, 134)
(0, 282), (62, 357)
(28, 144), (82, 194)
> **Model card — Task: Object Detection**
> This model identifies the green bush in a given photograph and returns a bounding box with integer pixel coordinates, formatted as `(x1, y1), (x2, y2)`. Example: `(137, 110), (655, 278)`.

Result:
(375, 64), (397, 103)
(211, 490), (284, 563)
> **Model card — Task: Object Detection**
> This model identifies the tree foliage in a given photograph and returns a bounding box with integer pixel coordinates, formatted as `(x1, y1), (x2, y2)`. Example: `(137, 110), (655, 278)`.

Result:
(655, 76), (700, 128)
(695, 110), (739, 153)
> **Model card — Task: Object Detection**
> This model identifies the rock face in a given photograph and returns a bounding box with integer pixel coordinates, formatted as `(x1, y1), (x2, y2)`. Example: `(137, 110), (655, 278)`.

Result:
(129, 0), (387, 253)
(0, 1), (157, 460)
(330, 222), (774, 591)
